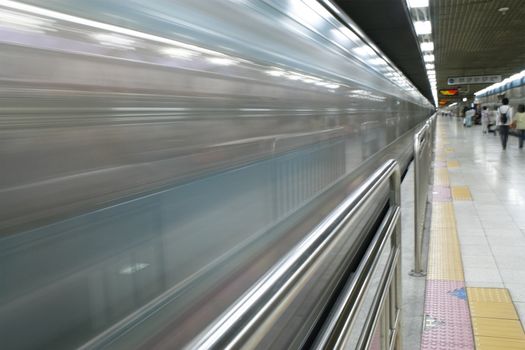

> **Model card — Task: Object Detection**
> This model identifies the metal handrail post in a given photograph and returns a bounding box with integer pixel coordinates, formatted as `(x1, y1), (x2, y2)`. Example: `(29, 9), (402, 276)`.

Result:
(390, 165), (402, 350)
(410, 118), (433, 277)
(389, 158), (402, 346)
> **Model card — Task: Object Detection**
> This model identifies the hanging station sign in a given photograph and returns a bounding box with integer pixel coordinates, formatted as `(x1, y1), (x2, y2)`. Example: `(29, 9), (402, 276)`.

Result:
(447, 75), (501, 85)
(439, 88), (459, 96)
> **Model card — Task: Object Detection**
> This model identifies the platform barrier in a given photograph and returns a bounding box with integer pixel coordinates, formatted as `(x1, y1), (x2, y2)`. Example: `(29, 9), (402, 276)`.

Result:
(190, 159), (403, 349)
(410, 114), (436, 277)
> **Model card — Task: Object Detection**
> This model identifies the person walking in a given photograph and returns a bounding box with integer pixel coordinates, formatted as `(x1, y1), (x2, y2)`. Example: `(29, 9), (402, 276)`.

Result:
(497, 98), (513, 150)
(481, 106), (489, 134)
(514, 104), (525, 149)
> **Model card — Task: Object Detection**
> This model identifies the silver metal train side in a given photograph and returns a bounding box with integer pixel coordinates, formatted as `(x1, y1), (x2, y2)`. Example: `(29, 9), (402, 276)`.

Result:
(476, 75), (525, 108)
(0, 0), (433, 349)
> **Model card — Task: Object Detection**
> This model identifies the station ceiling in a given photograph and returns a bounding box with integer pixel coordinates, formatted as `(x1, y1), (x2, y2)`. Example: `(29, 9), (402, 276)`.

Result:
(431, 0), (525, 104)
(335, 0), (525, 105)
(334, 0), (434, 102)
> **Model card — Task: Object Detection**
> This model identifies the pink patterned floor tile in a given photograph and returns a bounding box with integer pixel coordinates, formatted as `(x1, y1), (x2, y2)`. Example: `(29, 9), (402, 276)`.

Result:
(431, 186), (451, 202)
(421, 280), (474, 350)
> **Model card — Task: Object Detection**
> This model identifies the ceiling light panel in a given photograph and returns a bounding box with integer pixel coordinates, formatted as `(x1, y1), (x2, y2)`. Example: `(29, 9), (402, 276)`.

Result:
(420, 42), (434, 51)
(414, 21), (432, 35)
(424, 54), (435, 62)
(407, 0), (429, 8)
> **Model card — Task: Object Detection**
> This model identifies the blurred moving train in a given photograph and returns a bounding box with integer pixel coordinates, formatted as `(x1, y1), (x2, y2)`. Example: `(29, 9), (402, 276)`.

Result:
(0, 0), (433, 349)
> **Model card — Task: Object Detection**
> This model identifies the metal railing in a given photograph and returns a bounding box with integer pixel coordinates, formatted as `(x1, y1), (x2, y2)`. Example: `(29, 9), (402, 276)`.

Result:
(410, 115), (436, 277)
(188, 159), (402, 349)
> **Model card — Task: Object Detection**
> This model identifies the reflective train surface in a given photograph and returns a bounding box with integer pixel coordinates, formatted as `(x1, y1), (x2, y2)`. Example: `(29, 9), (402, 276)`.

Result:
(0, 0), (433, 349)
(475, 70), (525, 112)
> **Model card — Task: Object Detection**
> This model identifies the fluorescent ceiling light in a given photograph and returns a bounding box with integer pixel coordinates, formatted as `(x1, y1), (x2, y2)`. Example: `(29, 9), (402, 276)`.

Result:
(425, 63), (435, 69)
(427, 70), (436, 75)
(424, 54), (435, 62)
(414, 21), (432, 35)
(420, 42), (434, 51)
(407, 0), (429, 8)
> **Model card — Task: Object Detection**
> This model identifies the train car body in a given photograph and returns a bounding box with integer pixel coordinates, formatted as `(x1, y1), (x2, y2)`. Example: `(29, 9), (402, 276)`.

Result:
(475, 71), (525, 109)
(475, 71), (525, 137)
(0, 0), (433, 349)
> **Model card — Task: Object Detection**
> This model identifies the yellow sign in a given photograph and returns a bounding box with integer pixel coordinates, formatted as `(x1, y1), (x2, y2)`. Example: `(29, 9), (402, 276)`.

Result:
(439, 89), (459, 96)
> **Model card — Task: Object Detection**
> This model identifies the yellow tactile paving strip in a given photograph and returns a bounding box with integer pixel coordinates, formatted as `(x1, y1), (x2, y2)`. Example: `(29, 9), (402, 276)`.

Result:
(427, 139), (462, 280)
(426, 257), (464, 280)
(472, 318), (525, 339)
(475, 336), (525, 350)
(451, 186), (473, 201)
(470, 301), (519, 319)
(447, 160), (460, 168)
(427, 229), (464, 280)
(427, 201), (464, 280)
(433, 168), (450, 186)
(432, 201), (455, 215)
(468, 287), (513, 303)
(467, 288), (525, 348)
(430, 203), (456, 228)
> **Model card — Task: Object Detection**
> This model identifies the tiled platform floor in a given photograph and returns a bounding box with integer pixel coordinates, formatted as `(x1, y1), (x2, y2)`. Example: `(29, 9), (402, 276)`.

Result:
(421, 118), (525, 349)
(441, 118), (525, 323)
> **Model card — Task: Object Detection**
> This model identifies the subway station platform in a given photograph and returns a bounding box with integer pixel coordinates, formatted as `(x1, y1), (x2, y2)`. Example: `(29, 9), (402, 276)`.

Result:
(414, 117), (525, 350)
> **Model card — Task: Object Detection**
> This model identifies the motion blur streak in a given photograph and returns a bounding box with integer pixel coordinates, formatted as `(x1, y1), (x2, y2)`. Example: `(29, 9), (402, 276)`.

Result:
(0, 1), (432, 349)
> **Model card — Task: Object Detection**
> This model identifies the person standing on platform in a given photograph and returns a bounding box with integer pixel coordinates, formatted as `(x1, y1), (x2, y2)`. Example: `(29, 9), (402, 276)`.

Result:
(481, 106), (489, 134)
(497, 98), (513, 150)
(514, 104), (525, 149)
(465, 107), (475, 127)
(489, 106), (498, 135)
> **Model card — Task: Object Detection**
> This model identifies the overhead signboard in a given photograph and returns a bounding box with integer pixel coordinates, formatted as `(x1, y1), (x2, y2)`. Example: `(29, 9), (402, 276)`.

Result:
(439, 89), (459, 96)
(447, 75), (501, 85)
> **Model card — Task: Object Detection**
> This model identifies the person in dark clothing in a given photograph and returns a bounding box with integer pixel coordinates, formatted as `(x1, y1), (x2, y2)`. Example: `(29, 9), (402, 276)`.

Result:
(497, 98), (513, 150)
